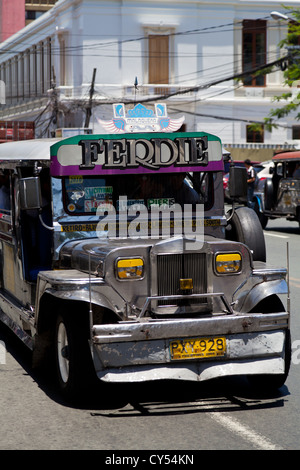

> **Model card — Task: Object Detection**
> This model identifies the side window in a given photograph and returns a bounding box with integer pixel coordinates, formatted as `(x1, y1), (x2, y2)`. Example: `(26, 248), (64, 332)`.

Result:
(0, 170), (11, 213)
(276, 163), (283, 177)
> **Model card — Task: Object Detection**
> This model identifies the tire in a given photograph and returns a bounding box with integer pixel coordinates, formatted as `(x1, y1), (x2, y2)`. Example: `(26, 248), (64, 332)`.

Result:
(55, 312), (96, 401)
(254, 199), (268, 229)
(226, 206), (266, 262)
(264, 179), (274, 211)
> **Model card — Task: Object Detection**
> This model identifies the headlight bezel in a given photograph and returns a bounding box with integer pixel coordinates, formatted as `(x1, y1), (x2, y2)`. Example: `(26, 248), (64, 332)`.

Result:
(116, 257), (145, 280)
(215, 252), (242, 275)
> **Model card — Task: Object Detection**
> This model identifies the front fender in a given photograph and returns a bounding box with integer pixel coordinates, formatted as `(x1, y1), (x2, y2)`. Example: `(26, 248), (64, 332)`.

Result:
(41, 287), (117, 313)
(238, 279), (288, 313)
(36, 269), (123, 320)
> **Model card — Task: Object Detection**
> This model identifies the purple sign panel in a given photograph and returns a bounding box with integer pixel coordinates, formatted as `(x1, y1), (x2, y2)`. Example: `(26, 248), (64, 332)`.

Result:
(50, 133), (224, 176)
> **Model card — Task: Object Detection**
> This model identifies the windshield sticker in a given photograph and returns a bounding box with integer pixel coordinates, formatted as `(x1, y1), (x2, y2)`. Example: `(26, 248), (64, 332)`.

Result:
(84, 200), (113, 213)
(117, 199), (145, 211)
(65, 179), (114, 214)
(147, 198), (176, 209)
(84, 186), (113, 198)
(68, 176), (83, 184)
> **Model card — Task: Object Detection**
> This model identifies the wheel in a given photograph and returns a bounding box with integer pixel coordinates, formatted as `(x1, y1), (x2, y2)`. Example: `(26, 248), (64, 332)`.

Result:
(55, 312), (96, 400)
(253, 199), (268, 229)
(226, 206), (266, 262)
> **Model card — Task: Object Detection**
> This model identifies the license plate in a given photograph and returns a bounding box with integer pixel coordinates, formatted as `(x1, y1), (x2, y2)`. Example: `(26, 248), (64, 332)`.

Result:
(169, 336), (226, 361)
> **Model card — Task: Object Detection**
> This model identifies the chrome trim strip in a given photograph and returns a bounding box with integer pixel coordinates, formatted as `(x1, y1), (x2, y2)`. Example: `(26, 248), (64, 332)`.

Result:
(138, 292), (233, 317)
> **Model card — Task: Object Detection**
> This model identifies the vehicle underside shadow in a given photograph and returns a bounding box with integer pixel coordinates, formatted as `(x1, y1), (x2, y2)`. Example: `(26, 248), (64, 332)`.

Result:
(0, 321), (289, 413)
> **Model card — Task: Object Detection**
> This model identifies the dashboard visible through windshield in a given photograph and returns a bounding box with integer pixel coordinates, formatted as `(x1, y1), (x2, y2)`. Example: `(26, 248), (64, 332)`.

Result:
(63, 172), (213, 216)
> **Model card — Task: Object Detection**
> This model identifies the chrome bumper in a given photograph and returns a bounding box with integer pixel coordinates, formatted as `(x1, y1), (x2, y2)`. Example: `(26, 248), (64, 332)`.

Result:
(92, 312), (289, 383)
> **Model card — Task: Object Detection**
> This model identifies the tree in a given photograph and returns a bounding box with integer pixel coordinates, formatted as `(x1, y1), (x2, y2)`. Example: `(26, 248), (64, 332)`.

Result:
(263, 7), (300, 131)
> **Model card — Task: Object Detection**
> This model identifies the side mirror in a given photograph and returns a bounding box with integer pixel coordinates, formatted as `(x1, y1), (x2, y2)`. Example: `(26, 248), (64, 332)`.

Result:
(19, 177), (42, 210)
(229, 166), (248, 199)
(269, 167), (274, 174)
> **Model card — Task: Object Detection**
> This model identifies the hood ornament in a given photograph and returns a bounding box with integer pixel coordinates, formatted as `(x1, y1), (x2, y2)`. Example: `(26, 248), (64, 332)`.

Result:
(98, 103), (185, 133)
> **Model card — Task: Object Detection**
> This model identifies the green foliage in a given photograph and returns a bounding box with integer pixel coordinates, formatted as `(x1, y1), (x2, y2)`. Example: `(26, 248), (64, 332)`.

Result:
(265, 7), (300, 128)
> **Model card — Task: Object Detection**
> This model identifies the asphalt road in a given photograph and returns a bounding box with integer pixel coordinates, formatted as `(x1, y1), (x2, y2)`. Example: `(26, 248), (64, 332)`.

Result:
(0, 216), (300, 452)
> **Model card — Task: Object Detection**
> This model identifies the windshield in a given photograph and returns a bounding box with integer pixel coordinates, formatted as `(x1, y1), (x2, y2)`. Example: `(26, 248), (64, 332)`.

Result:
(63, 172), (213, 216)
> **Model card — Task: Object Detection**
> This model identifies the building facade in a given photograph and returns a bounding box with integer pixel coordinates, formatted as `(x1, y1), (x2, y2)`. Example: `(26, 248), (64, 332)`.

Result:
(0, 0), (25, 42)
(0, 1), (58, 42)
(0, 0), (299, 159)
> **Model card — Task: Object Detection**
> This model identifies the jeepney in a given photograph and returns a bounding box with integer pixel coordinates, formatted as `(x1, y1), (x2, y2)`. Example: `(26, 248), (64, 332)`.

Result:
(0, 104), (291, 400)
(254, 150), (300, 229)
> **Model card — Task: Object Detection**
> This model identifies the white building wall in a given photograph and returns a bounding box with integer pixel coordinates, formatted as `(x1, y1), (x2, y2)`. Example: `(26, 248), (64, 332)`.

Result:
(0, 0), (298, 155)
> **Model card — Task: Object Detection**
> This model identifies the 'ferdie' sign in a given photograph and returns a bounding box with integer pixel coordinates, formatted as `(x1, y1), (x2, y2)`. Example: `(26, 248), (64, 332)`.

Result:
(78, 136), (209, 170)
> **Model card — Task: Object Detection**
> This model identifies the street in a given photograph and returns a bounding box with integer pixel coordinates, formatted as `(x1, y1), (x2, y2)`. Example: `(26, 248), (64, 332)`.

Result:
(0, 216), (300, 451)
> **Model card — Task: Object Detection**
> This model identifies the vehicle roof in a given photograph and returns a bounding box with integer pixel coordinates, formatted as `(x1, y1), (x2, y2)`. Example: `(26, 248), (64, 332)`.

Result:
(272, 151), (300, 162)
(0, 138), (61, 162)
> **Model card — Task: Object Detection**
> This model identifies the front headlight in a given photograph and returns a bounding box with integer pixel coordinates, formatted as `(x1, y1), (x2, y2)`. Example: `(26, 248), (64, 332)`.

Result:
(116, 258), (144, 279)
(215, 253), (242, 274)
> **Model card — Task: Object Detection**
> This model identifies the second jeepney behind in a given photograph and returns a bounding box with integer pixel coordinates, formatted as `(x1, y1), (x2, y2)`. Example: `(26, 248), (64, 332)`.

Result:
(254, 150), (300, 229)
(0, 105), (291, 400)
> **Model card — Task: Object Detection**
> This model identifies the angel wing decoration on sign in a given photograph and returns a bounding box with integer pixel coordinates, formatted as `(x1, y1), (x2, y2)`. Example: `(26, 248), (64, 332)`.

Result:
(98, 103), (185, 133)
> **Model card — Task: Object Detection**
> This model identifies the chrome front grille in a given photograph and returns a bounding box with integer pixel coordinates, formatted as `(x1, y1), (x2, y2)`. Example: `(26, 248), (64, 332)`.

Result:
(156, 253), (207, 309)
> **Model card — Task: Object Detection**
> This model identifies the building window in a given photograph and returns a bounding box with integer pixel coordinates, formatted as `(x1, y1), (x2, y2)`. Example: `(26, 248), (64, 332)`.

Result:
(242, 20), (266, 87)
(148, 35), (169, 84)
(148, 34), (169, 93)
(292, 126), (300, 139)
(246, 124), (264, 143)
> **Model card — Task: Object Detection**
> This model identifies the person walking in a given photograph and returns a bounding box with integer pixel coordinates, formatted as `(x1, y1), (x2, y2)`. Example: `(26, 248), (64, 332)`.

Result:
(244, 159), (256, 208)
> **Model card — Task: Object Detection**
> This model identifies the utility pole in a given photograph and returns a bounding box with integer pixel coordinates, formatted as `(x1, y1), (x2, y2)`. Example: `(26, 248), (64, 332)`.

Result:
(51, 66), (58, 131)
(84, 68), (97, 128)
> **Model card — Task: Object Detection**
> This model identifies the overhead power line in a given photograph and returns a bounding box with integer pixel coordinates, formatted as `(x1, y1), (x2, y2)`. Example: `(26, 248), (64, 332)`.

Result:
(89, 54), (290, 107)
(0, 15), (274, 57)
(170, 107), (291, 129)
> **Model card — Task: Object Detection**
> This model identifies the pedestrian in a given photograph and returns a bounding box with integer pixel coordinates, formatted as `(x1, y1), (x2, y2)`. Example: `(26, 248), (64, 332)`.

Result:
(0, 171), (10, 211)
(244, 159), (255, 208)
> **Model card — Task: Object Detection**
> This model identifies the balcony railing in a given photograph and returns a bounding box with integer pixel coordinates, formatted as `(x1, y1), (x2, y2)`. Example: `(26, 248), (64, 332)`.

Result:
(25, 1), (57, 7)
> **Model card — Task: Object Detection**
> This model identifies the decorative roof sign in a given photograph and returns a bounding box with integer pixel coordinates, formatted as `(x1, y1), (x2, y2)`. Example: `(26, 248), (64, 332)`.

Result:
(50, 132), (224, 177)
(98, 103), (185, 133)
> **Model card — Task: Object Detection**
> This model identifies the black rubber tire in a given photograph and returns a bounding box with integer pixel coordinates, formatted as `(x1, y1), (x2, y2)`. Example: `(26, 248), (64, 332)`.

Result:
(55, 312), (96, 401)
(264, 179), (274, 211)
(226, 206), (266, 262)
